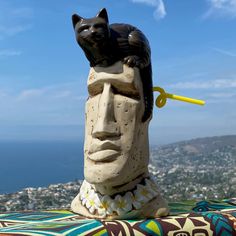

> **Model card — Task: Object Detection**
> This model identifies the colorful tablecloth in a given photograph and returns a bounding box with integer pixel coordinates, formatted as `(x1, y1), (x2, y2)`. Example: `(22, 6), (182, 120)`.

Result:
(0, 199), (236, 235)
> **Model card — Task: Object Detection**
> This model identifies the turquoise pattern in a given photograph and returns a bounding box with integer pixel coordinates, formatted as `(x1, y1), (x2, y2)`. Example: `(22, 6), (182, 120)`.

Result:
(0, 199), (236, 235)
(202, 212), (235, 236)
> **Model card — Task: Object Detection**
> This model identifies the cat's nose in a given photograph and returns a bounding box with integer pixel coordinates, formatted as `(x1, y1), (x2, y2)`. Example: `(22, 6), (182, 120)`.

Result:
(90, 27), (96, 34)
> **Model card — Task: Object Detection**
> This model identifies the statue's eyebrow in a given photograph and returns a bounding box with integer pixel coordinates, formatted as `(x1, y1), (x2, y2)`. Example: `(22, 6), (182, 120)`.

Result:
(88, 77), (140, 96)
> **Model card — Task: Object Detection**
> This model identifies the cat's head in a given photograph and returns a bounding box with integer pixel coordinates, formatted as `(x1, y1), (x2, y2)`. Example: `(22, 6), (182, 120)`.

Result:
(72, 8), (110, 47)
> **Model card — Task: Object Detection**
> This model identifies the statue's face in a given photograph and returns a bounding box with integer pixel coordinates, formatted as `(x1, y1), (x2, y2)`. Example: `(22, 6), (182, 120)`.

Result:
(84, 63), (150, 187)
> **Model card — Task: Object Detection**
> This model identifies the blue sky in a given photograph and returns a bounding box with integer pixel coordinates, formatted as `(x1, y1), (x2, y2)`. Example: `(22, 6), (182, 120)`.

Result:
(0, 0), (235, 145)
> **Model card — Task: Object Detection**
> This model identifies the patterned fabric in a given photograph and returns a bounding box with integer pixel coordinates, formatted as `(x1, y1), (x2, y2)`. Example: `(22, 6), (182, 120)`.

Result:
(0, 199), (236, 235)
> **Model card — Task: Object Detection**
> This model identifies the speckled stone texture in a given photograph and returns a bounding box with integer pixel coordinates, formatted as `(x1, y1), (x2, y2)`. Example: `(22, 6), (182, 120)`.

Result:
(71, 62), (169, 219)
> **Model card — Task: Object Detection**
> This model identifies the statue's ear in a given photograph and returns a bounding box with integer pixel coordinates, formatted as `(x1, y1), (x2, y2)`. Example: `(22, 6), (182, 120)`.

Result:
(72, 14), (83, 28)
(96, 8), (109, 23)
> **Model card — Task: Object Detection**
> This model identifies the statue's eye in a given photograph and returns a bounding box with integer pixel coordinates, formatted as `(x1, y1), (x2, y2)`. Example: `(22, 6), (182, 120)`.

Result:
(88, 84), (103, 97)
(112, 86), (140, 100)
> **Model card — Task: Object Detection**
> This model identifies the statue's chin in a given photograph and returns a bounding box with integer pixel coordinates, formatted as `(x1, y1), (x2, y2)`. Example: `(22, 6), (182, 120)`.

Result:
(85, 168), (148, 196)
(84, 170), (125, 186)
(84, 154), (126, 185)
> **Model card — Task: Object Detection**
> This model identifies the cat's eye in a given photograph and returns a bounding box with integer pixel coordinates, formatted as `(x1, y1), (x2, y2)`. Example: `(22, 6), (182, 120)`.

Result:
(94, 23), (106, 29)
(78, 25), (90, 33)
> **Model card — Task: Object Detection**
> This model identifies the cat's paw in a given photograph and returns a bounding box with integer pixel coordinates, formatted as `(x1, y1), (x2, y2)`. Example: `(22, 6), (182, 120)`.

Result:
(123, 56), (144, 68)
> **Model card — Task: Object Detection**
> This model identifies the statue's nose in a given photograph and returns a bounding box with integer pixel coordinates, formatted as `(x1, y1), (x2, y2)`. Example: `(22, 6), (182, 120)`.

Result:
(92, 83), (120, 140)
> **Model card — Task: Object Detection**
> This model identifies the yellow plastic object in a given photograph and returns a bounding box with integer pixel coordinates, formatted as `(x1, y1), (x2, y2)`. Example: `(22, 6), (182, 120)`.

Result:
(153, 87), (205, 108)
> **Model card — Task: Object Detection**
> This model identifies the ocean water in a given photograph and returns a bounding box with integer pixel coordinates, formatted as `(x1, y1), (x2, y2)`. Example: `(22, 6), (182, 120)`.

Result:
(0, 141), (84, 194)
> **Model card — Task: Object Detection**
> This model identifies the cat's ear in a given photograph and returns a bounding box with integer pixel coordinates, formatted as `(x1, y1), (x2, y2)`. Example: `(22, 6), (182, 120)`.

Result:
(72, 14), (83, 28)
(96, 8), (109, 23)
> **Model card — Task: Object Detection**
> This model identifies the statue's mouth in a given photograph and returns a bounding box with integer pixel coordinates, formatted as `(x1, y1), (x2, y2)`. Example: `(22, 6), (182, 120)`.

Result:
(88, 141), (121, 162)
(89, 141), (120, 152)
(88, 149), (120, 162)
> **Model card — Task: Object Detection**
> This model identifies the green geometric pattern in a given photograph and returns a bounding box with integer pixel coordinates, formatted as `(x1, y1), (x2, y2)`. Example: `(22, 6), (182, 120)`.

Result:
(0, 199), (236, 235)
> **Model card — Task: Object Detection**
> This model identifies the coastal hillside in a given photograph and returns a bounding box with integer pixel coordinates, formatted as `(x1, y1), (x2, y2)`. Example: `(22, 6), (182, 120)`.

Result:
(1, 135), (236, 212)
(150, 135), (236, 201)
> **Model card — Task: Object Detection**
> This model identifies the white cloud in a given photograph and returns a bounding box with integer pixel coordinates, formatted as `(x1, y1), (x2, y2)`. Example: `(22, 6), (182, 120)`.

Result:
(0, 90), (7, 98)
(53, 90), (72, 98)
(17, 89), (45, 101)
(16, 82), (87, 102)
(0, 49), (22, 57)
(168, 79), (236, 89)
(0, 82), (87, 126)
(212, 47), (236, 57)
(204, 0), (236, 19)
(208, 92), (236, 98)
(17, 87), (65, 101)
(131, 0), (166, 20)
(10, 7), (34, 19)
(0, 24), (32, 38)
(0, 2), (33, 39)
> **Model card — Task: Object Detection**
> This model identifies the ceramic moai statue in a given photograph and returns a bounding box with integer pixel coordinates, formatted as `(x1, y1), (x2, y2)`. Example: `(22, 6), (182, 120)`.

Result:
(71, 8), (169, 219)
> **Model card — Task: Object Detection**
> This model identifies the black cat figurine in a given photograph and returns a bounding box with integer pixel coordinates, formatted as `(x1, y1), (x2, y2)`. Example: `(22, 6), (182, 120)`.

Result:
(72, 8), (153, 122)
